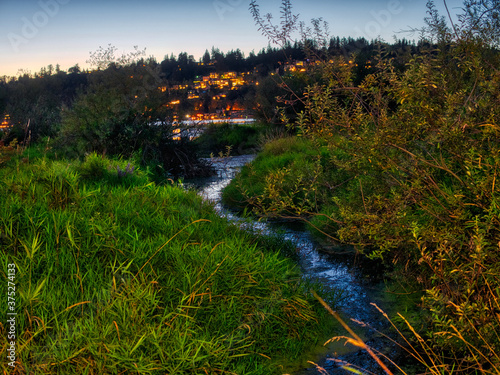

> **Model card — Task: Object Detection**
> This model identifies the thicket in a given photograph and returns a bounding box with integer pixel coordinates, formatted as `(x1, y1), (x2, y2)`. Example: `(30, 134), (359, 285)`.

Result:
(56, 47), (215, 179)
(227, 0), (500, 372)
(0, 147), (337, 374)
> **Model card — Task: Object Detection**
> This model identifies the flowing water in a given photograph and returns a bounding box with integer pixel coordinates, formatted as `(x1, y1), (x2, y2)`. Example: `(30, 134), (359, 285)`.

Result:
(188, 155), (411, 374)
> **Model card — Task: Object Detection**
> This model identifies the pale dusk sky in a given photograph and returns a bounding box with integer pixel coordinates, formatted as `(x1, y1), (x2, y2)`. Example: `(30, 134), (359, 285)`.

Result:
(0, 0), (464, 77)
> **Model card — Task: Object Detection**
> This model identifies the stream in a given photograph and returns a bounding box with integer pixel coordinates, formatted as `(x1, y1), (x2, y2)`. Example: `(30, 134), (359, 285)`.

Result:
(187, 155), (410, 375)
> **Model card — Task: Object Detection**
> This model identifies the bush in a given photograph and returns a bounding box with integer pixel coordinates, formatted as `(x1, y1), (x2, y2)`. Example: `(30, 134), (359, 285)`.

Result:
(193, 123), (263, 156)
(236, 1), (500, 371)
(77, 152), (108, 181)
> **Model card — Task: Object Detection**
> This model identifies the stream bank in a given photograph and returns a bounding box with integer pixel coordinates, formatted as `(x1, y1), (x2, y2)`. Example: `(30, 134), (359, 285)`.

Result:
(187, 155), (422, 375)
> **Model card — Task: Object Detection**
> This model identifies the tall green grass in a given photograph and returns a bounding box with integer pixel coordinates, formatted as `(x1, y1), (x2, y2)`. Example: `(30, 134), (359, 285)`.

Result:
(222, 136), (322, 213)
(0, 152), (336, 374)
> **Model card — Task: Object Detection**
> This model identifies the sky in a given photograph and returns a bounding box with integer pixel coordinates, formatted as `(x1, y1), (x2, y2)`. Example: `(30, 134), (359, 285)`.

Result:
(0, 0), (464, 77)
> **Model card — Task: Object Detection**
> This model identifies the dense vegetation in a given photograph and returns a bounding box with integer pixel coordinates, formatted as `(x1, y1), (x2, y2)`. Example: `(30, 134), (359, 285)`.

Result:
(223, 0), (500, 373)
(192, 122), (266, 157)
(2, 0), (500, 372)
(0, 147), (337, 374)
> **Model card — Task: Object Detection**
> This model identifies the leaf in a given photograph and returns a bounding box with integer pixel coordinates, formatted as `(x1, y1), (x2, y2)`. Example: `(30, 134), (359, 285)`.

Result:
(129, 333), (147, 355)
(341, 366), (365, 375)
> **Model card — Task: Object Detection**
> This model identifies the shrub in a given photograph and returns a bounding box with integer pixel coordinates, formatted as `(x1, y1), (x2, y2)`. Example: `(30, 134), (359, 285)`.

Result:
(193, 123), (263, 156)
(77, 152), (108, 181)
(240, 1), (500, 371)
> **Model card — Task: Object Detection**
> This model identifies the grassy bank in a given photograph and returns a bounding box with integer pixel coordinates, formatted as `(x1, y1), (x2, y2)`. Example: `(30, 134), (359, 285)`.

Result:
(192, 122), (267, 157)
(0, 148), (336, 374)
(222, 136), (323, 213)
(222, 135), (344, 240)
(222, 131), (500, 372)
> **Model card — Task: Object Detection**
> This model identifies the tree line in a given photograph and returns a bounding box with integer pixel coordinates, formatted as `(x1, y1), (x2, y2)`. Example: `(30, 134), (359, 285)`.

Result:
(0, 37), (439, 179)
(0, 37), (423, 140)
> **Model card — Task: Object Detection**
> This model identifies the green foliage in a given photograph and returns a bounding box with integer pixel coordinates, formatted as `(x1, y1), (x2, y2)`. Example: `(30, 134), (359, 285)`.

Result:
(77, 152), (108, 181)
(57, 66), (165, 158)
(76, 152), (150, 187)
(4, 72), (79, 142)
(56, 57), (212, 178)
(0, 155), (336, 374)
(234, 1), (500, 371)
(254, 73), (310, 124)
(260, 135), (312, 157)
(222, 136), (320, 213)
(193, 123), (263, 157)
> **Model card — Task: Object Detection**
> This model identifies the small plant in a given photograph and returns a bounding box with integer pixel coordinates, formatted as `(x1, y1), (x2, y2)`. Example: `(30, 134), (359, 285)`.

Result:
(116, 162), (135, 178)
(38, 161), (81, 209)
(78, 152), (108, 181)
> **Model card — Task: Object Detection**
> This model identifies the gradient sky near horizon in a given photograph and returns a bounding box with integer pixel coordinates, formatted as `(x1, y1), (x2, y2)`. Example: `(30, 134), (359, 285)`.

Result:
(0, 0), (463, 77)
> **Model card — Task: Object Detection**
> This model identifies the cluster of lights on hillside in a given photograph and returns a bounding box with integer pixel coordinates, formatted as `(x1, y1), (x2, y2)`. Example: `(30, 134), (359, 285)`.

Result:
(0, 114), (12, 130)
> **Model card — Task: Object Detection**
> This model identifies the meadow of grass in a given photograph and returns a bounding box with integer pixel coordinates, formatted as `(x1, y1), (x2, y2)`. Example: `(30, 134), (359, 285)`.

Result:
(0, 147), (337, 374)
